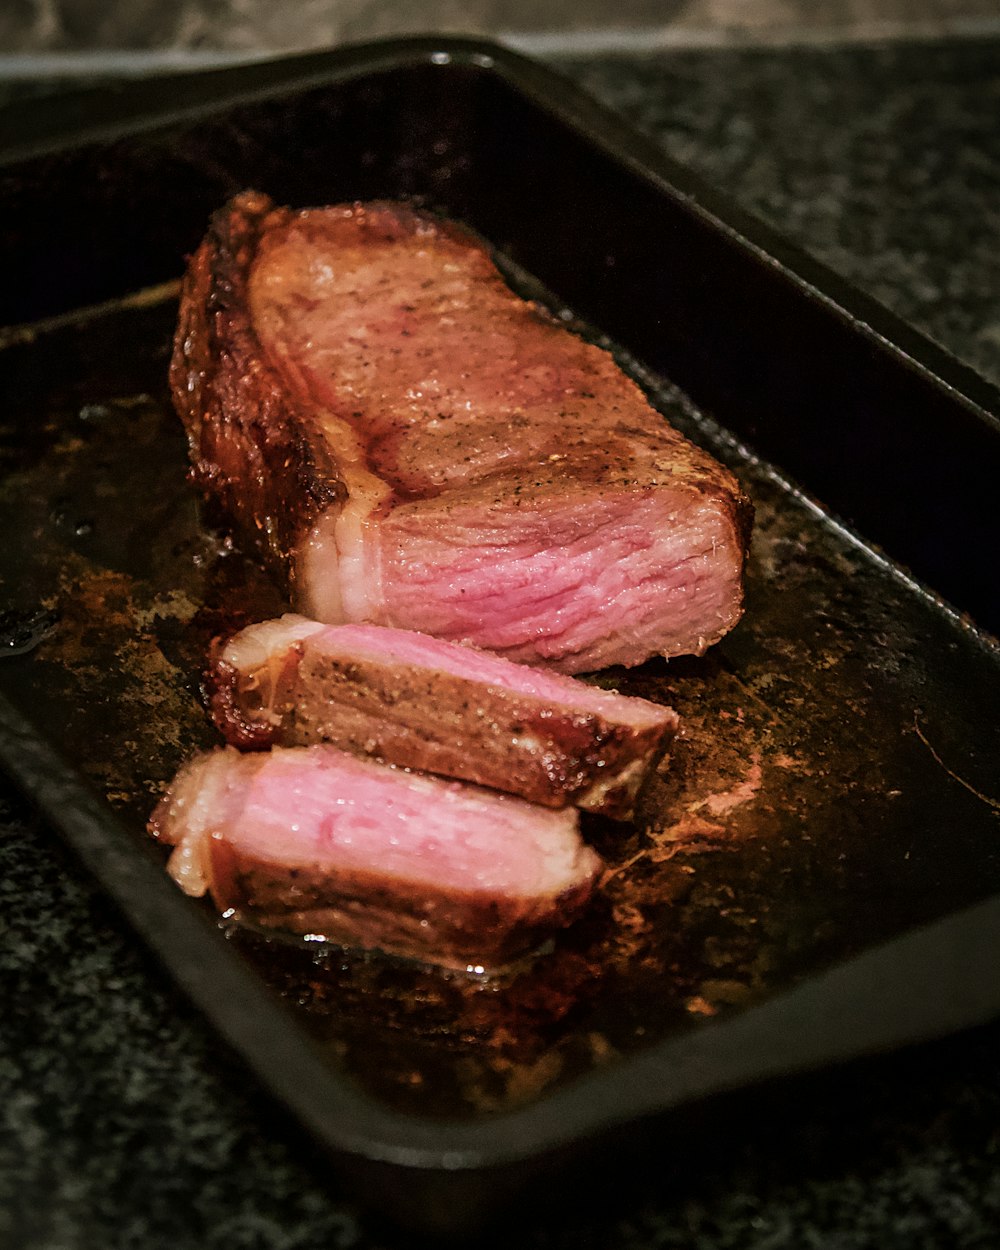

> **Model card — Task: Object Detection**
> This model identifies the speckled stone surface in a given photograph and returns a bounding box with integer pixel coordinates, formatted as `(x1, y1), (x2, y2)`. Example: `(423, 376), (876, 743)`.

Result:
(3, 0), (998, 54)
(3, 37), (1000, 1250)
(561, 39), (1000, 390)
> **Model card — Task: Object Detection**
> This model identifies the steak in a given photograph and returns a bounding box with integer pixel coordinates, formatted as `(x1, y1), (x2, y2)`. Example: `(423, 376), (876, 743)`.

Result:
(209, 615), (680, 817)
(149, 744), (602, 970)
(172, 192), (752, 673)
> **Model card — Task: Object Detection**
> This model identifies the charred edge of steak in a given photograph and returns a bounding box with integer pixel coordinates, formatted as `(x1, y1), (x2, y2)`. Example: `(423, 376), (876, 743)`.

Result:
(149, 745), (602, 970)
(732, 486), (755, 570)
(208, 645), (679, 818)
(170, 190), (345, 581)
(206, 655), (281, 750)
(209, 839), (598, 970)
(176, 192), (754, 666)
(720, 484), (755, 645)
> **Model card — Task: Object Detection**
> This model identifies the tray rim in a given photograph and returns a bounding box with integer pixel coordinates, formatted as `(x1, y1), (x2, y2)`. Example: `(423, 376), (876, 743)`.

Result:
(2, 34), (1000, 1176)
(3, 34), (999, 436)
(3, 684), (1000, 1173)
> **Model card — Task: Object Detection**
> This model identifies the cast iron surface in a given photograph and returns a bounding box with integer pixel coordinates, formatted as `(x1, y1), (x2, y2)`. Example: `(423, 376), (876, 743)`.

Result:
(3, 41), (999, 633)
(1, 37), (999, 1189)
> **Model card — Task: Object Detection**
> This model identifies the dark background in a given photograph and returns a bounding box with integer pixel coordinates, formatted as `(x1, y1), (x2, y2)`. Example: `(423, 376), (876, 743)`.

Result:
(2, 7), (1000, 1247)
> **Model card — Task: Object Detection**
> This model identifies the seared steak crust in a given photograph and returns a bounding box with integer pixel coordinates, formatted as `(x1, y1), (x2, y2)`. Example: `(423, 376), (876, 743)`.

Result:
(172, 192), (752, 672)
(206, 840), (597, 971)
(149, 745), (602, 970)
(170, 191), (343, 582)
(207, 617), (679, 817)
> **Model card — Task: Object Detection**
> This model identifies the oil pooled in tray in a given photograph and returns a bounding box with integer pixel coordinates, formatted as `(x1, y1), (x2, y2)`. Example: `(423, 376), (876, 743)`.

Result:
(1, 287), (999, 1119)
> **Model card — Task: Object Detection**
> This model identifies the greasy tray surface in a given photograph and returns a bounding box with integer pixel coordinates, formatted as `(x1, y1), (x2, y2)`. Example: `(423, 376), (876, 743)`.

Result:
(1, 38), (1000, 1177)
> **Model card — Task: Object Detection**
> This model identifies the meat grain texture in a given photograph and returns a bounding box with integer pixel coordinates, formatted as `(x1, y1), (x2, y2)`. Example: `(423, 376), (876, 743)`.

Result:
(209, 615), (679, 817)
(149, 744), (602, 970)
(172, 192), (752, 674)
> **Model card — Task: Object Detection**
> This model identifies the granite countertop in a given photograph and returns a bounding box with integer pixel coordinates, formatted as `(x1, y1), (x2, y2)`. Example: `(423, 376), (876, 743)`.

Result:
(565, 39), (1000, 391)
(3, 35), (1000, 1250)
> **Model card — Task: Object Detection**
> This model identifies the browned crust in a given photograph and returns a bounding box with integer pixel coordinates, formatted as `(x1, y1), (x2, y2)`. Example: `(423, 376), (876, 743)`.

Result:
(205, 655), (281, 750)
(149, 746), (602, 968)
(732, 490), (755, 586)
(173, 191), (754, 663)
(208, 838), (599, 971)
(170, 190), (344, 584)
(203, 629), (308, 751)
(207, 645), (679, 818)
(721, 487), (754, 648)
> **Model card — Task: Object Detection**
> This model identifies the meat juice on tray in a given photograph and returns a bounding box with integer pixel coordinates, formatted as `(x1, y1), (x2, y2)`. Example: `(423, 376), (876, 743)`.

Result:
(151, 192), (752, 969)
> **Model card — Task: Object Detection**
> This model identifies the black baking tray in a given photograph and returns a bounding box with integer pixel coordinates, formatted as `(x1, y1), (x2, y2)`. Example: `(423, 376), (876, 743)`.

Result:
(1, 37), (1000, 1237)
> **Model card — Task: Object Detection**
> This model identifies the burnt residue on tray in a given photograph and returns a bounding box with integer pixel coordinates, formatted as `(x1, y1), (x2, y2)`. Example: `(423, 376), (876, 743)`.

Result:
(1, 286), (999, 1121)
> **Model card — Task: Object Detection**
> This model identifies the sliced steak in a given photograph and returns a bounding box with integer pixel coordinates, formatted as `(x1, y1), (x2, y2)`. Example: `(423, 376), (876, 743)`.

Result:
(149, 745), (602, 970)
(209, 615), (680, 817)
(172, 192), (752, 673)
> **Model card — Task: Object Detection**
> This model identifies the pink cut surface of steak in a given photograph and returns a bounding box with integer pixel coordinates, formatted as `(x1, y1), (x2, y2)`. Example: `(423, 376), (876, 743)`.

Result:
(149, 745), (602, 970)
(171, 192), (752, 673)
(209, 615), (680, 817)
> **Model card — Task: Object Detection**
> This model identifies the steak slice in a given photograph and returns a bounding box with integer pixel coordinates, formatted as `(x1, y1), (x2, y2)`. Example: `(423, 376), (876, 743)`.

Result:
(149, 745), (602, 970)
(172, 192), (752, 673)
(209, 615), (680, 818)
